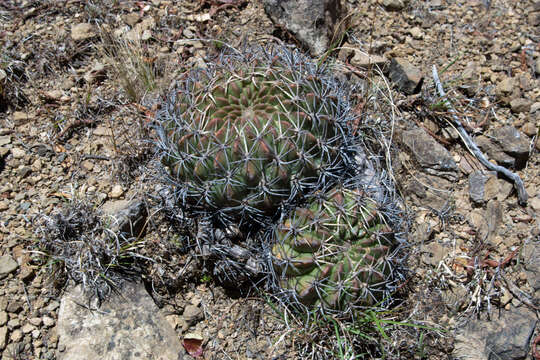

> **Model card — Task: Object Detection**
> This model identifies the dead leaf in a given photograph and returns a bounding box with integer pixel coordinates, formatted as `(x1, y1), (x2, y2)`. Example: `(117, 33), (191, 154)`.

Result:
(183, 332), (203, 358)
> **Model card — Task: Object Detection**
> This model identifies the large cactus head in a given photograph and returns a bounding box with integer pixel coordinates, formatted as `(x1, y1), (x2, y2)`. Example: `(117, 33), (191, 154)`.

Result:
(271, 185), (399, 311)
(157, 46), (356, 226)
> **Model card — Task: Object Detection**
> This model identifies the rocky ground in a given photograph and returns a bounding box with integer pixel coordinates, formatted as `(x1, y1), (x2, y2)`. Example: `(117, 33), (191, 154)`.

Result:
(0, 0), (539, 359)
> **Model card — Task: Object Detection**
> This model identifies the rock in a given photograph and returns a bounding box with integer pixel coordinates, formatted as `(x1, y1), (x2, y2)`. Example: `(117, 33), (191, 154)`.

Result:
(182, 304), (203, 326)
(11, 148), (25, 159)
(521, 122), (537, 137)
(102, 200), (147, 238)
(489, 126), (530, 168)
(381, 0), (407, 11)
(0, 69), (6, 82)
(263, 0), (346, 57)
(388, 58), (423, 94)
(350, 51), (388, 69)
(0, 135), (10, 146)
(109, 184), (124, 199)
(468, 171), (499, 205)
(475, 135), (515, 168)
(456, 307), (538, 360)
(402, 127), (457, 174)
(0, 326), (6, 350)
(71, 23), (97, 41)
(0, 255), (18, 276)
(10, 329), (22, 342)
(122, 12), (140, 26)
(12, 111), (34, 122)
(496, 76), (515, 96)
(522, 241), (539, 291)
(536, 57), (540, 75)
(0, 312), (6, 326)
(57, 282), (185, 360)
(509, 98), (532, 113)
(408, 26), (423, 39)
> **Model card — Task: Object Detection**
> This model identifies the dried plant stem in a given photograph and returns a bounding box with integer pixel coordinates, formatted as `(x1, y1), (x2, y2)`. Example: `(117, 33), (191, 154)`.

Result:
(431, 65), (528, 206)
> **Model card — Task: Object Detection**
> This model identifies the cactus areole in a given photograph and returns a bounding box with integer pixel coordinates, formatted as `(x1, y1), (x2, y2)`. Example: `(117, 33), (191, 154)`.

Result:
(157, 46), (356, 226)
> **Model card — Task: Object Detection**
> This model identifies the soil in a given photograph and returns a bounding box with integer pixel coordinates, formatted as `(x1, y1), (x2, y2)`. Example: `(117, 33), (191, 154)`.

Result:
(0, 0), (539, 359)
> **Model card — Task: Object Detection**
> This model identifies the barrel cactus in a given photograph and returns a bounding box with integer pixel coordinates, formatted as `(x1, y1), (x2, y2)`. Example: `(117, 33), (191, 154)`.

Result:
(156, 46), (356, 227)
(271, 185), (399, 311)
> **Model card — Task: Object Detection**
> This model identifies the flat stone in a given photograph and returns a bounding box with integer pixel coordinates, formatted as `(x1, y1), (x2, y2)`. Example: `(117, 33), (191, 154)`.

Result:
(510, 98), (532, 113)
(57, 282), (185, 360)
(71, 23), (96, 41)
(0, 135), (11, 146)
(402, 127), (457, 172)
(12, 111), (34, 122)
(521, 122), (537, 137)
(496, 76), (515, 96)
(468, 171), (499, 205)
(388, 58), (423, 94)
(0, 255), (18, 275)
(489, 126), (530, 168)
(454, 307), (537, 360)
(263, 0), (346, 57)
(0, 326), (6, 350)
(522, 241), (540, 291)
(475, 135), (515, 168)
(11, 148), (25, 159)
(0, 312), (7, 326)
(350, 51), (388, 69)
(122, 12), (140, 26)
(382, 0), (406, 11)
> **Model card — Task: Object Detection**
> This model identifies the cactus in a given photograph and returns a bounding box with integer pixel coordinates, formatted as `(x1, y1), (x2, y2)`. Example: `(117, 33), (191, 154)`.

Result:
(156, 46), (356, 226)
(271, 185), (398, 311)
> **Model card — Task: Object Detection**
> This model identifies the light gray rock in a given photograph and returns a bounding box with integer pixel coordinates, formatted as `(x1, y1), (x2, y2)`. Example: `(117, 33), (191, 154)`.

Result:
(468, 171), (499, 205)
(263, 0), (346, 56)
(57, 282), (185, 360)
(350, 51), (388, 69)
(522, 240), (540, 291)
(382, 0), (407, 11)
(490, 126), (530, 168)
(388, 58), (423, 94)
(402, 127), (457, 174)
(0, 326), (6, 350)
(509, 98), (532, 113)
(454, 307), (538, 360)
(0, 255), (18, 276)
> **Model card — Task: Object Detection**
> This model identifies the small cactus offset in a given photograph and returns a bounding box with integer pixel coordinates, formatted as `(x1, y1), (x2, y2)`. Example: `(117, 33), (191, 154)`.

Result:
(271, 185), (399, 311)
(157, 46), (356, 226)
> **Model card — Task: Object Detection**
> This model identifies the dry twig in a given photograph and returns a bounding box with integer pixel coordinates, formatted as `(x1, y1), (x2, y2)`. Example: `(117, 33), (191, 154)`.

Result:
(432, 65), (528, 205)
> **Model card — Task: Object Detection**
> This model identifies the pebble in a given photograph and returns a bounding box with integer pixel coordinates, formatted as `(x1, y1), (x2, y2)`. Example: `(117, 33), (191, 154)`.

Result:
(11, 148), (25, 159)
(0, 256), (18, 275)
(0, 326), (6, 350)
(0, 312), (7, 326)
(109, 185), (124, 199)
(71, 23), (96, 41)
(10, 329), (22, 342)
(42, 316), (54, 327)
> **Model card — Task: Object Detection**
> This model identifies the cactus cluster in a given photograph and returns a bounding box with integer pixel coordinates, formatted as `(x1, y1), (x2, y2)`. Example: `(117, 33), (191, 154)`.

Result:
(157, 45), (404, 313)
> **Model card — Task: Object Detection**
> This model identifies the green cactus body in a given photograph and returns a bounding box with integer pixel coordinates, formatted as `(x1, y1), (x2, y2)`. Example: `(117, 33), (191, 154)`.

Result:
(158, 48), (353, 225)
(272, 186), (395, 310)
